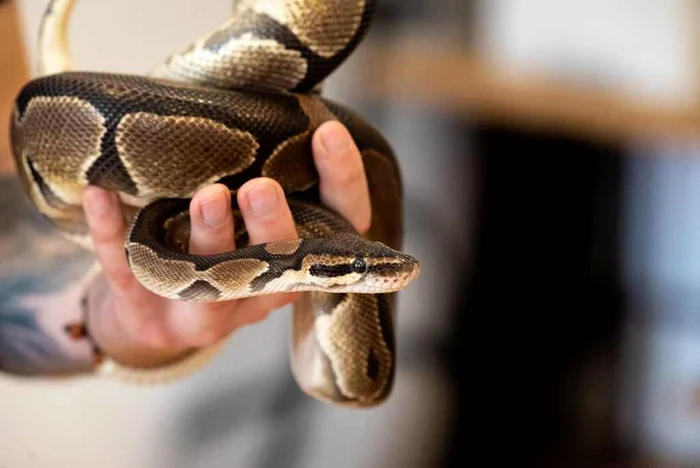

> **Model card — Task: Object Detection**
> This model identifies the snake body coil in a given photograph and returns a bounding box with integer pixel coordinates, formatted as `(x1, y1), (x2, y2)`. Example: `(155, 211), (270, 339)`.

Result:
(10, 0), (420, 407)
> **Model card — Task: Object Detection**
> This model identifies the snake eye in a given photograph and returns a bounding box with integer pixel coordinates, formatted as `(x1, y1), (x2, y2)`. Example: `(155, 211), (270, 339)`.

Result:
(352, 258), (368, 274)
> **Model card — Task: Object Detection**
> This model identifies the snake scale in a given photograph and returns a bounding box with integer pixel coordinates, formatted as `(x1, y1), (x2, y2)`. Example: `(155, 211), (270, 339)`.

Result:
(9, 0), (420, 407)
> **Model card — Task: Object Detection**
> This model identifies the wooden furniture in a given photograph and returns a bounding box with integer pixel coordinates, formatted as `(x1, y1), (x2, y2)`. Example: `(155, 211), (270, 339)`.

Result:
(0, 0), (30, 172)
(354, 36), (700, 145)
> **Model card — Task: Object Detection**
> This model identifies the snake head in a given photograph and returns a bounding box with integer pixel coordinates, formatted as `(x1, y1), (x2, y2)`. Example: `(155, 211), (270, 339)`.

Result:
(304, 233), (420, 293)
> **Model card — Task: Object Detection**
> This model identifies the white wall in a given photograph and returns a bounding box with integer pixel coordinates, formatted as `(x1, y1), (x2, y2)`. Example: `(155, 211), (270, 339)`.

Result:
(17, 0), (229, 76)
(474, 0), (698, 108)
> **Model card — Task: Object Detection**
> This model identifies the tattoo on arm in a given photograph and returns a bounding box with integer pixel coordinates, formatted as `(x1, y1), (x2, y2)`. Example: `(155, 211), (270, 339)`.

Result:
(0, 175), (95, 375)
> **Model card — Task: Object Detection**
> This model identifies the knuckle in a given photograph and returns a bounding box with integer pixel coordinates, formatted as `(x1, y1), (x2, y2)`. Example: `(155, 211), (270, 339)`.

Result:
(106, 268), (137, 291)
(248, 308), (271, 324)
(141, 326), (173, 350)
(186, 327), (228, 348)
(355, 215), (372, 236)
(89, 222), (124, 245)
(179, 303), (238, 347)
(122, 315), (169, 349)
(241, 305), (272, 326)
(335, 164), (365, 192)
(89, 227), (115, 244)
(261, 292), (299, 312)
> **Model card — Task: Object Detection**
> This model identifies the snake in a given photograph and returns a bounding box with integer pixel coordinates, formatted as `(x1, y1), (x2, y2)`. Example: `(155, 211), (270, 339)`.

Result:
(9, 0), (420, 407)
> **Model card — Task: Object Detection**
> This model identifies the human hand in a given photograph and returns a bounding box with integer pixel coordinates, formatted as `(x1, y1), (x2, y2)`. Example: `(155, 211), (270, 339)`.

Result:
(81, 121), (372, 368)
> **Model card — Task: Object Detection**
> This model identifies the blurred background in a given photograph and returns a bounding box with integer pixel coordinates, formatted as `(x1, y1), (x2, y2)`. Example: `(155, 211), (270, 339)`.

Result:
(1, 0), (700, 466)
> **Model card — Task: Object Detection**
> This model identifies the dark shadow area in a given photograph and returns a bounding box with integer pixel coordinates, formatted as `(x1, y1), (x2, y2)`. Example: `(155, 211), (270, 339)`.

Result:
(439, 122), (630, 467)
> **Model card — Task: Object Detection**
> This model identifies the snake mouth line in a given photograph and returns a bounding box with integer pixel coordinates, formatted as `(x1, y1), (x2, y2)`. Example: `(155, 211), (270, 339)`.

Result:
(371, 264), (421, 292)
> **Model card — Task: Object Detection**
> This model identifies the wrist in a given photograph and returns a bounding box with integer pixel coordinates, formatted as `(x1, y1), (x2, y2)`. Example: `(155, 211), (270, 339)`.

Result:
(85, 273), (193, 369)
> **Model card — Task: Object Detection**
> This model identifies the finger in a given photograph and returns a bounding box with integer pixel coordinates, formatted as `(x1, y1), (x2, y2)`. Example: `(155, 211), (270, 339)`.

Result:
(188, 184), (235, 255)
(312, 120), (371, 234)
(83, 186), (139, 295)
(168, 184), (237, 346)
(84, 186), (170, 344)
(236, 177), (301, 313)
(238, 177), (298, 244)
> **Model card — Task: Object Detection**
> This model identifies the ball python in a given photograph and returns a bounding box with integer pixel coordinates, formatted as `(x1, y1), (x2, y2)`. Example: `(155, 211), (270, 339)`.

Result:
(9, 0), (420, 407)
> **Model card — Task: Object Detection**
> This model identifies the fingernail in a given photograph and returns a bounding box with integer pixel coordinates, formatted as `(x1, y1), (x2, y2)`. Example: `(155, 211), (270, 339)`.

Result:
(247, 182), (279, 219)
(200, 192), (229, 227)
(86, 189), (113, 217)
(320, 123), (350, 155)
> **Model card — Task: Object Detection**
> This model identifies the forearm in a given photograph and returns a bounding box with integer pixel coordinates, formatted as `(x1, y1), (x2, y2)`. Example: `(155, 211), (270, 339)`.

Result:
(0, 175), (95, 375)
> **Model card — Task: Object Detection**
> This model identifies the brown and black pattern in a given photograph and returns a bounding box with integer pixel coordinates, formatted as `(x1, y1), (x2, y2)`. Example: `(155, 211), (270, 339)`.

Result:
(11, 0), (419, 408)
(126, 196), (414, 292)
(151, 0), (377, 94)
(153, 13), (310, 92)
(116, 112), (259, 197)
(314, 292), (392, 402)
